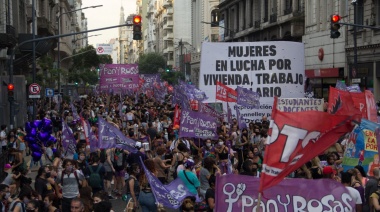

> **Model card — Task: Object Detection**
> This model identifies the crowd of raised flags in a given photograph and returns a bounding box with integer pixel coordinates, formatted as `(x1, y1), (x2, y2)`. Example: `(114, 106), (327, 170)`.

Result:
(2, 71), (380, 211)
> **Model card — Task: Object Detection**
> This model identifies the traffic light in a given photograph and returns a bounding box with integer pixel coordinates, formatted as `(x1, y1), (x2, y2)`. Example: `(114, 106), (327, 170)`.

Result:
(166, 68), (170, 72)
(330, 14), (341, 38)
(133, 15), (142, 40)
(7, 83), (14, 101)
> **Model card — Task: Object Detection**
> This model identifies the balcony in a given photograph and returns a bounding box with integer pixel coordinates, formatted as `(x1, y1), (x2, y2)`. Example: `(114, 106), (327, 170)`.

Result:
(0, 25), (17, 48)
(37, 17), (55, 35)
(284, 8), (292, 15)
(163, 20), (173, 29)
(163, 0), (172, 8)
(167, 8), (173, 15)
(163, 33), (173, 41)
(270, 14), (277, 23)
(163, 46), (174, 54)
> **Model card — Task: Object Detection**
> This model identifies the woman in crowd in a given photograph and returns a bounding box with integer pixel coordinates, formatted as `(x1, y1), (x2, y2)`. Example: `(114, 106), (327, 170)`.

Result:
(43, 194), (60, 212)
(139, 159), (157, 212)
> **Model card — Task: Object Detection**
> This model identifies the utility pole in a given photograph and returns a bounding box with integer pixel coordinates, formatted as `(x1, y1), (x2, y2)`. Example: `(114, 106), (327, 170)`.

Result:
(352, 1), (358, 85)
(179, 39), (183, 74)
(32, 0), (36, 121)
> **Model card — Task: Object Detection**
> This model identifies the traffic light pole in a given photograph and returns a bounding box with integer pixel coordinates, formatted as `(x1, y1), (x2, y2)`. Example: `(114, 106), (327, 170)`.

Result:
(8, 23), (131, 127)
(337, 21), (380, 84)
(353, 2), (358, 85)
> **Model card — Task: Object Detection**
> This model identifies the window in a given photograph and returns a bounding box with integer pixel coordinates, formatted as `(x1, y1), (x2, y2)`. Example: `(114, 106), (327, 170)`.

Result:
(355, 0), (364, 27)
(284, 0), (292, 15)
(211, 9), (219, 25)
(264, 0), (269, 22)
(375, 0), (380, 25)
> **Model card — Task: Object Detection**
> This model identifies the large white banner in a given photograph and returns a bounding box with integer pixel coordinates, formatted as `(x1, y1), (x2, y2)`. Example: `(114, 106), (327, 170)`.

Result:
(199, 42), (305, 122)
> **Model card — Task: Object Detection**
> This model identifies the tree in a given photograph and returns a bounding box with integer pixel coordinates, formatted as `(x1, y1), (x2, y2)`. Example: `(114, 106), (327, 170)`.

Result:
(161, 71), (185, 85)
(138, 52), (166, 74)
(70, 45), (112, 86)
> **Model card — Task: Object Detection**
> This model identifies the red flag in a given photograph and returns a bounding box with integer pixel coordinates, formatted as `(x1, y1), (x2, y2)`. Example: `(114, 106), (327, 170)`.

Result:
(350, 92), (367, 119)
(216, 81), (237, 102)
(365, 90), (378, 122)
(328, 86), (361, 116)
(173, 104), (181, 126)
(259, 97), (359, 193)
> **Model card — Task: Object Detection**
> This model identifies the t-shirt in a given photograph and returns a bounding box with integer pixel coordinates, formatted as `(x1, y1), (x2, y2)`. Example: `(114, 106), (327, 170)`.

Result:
(35, 177), (54, 199)
(199, 168), (210, 191)
(178, 170), (200, 195)
(0, 131), (7, 147)
(56, 170), (84, 198)
(45, 147), (54, 164)
(205, 188), (215, 208)
(347, 186), (363, 204)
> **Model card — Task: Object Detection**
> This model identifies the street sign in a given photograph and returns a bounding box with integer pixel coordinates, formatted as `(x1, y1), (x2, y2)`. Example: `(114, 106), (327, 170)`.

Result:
(46, 88), (54, 97)
(96, 44), (113, 55)
(29, 83), (41, 99)
(29, 83), (41, 94)
(352, 78), (361, 83)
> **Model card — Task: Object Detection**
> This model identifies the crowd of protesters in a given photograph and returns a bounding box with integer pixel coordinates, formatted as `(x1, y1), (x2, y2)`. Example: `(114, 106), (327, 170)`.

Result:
(0, 92), (378, 212)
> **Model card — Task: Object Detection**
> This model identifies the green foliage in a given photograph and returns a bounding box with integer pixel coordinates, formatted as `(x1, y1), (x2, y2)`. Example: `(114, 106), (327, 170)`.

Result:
(161, 71), (184, 85)
(70, 45), (110, 86)
(138, 52), (166, 74)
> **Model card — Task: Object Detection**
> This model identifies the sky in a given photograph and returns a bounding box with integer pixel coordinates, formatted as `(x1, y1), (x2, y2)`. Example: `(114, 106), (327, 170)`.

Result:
(82, 0), (136, 46)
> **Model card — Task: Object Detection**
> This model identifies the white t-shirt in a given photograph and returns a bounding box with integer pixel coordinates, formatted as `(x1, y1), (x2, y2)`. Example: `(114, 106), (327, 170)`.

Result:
(0, 131), (7, 147)
(346, 186), (362, 204)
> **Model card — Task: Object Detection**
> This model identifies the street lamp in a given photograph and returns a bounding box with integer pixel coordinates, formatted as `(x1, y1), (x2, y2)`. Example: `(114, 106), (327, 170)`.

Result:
(72, 34), (101, 43)
(57, 4), (102, 94)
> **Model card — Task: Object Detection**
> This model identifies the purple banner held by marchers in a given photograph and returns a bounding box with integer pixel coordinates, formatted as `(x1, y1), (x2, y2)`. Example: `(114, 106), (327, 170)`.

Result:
(61, 122), (77, 155)
(99, 64), (139, 93)
(215, 175), (355, 212)
(236, 86), (260, 108)
(140, 74), (161, 84)
(98, 117), (137, 153)
(179, 108), (218, 139)
(139, 157), (195, 209)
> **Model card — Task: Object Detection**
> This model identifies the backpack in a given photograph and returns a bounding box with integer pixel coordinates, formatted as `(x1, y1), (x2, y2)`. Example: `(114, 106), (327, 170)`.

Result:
(88, 166), (102, 189)
(10, 201), (25, 212)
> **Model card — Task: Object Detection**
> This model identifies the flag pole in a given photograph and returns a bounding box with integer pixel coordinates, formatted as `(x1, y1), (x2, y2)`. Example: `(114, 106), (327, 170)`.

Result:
(256, 193), (262, 212)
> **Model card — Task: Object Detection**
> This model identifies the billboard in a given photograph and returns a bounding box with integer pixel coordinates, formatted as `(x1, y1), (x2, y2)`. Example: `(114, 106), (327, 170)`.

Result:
(199, 42), (305, 122)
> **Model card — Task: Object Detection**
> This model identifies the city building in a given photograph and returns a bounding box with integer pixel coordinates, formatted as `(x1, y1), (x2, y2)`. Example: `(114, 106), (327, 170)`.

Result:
(109, 38), (119, 64)
(119, 6), (129, 64)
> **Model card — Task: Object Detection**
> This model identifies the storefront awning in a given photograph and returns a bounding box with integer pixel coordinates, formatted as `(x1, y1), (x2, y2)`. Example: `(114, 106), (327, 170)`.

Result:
(305, 68), (339, 78)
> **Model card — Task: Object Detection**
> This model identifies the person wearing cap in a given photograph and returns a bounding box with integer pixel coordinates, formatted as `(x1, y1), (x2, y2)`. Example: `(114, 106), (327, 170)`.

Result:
(322, 166), (336, 180)
(1, 164), (20, 196)
(178, 159), (200, 196)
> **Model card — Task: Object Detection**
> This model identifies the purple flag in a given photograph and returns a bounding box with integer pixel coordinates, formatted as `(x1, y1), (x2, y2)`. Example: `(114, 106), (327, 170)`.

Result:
(215, 175), (355, 211)
(139, 157), (196, 209)
(236, 86), (260, 108)
(236, 107), (247, 130)
(98, 117), (137, 153)
(179, 108), (218, 139)
(70, 103), (81, 121)
(172, 89), (190, 110)
(62, 121), (77, 155)
(82, 118), (98, 152)
(199, 102), (223, 125)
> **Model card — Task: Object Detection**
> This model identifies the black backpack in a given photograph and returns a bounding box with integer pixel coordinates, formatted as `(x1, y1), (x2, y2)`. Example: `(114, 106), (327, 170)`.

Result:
(88, 166), (102, 189)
